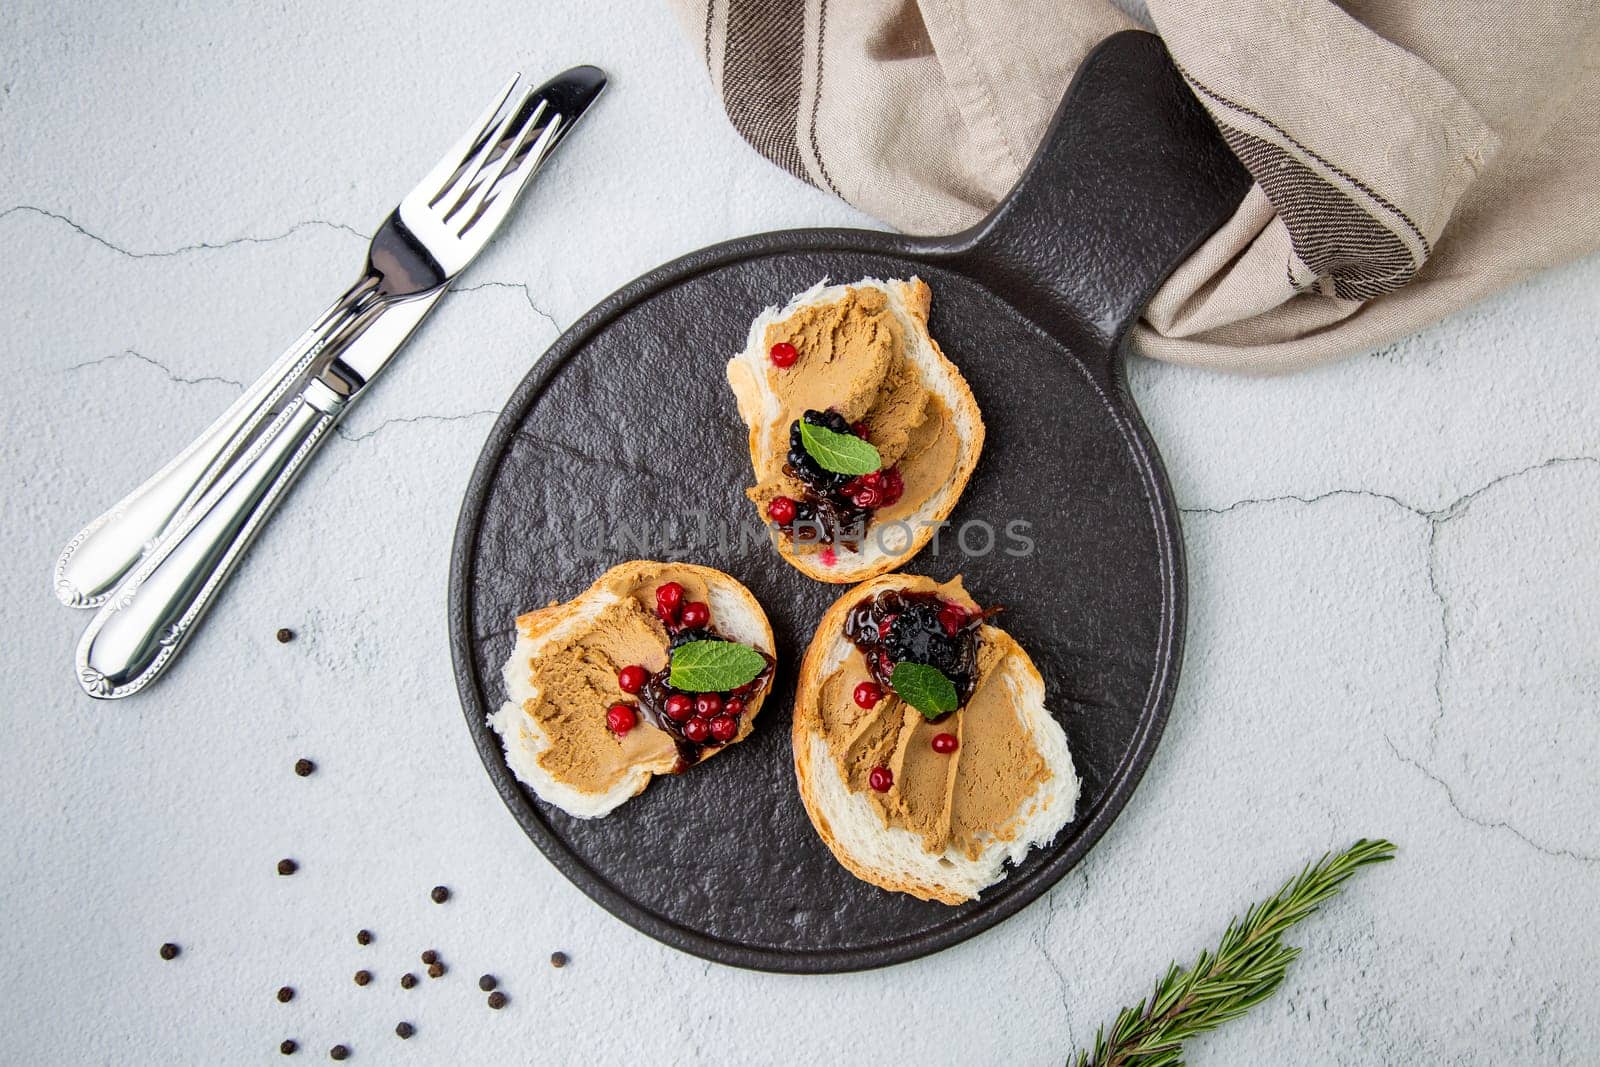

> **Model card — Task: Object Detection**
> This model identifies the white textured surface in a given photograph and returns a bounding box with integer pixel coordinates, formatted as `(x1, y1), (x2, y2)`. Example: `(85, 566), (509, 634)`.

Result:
(2, 2), (1597, 1063)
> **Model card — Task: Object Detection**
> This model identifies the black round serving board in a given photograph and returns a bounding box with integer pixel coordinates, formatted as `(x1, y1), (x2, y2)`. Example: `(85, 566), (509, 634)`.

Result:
(448, 31), (1250, 972)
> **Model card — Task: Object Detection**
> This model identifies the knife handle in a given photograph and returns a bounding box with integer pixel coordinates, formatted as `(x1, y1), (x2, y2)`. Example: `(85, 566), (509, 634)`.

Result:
(75, 382), (343, 699)
(51, 286), (374, 610)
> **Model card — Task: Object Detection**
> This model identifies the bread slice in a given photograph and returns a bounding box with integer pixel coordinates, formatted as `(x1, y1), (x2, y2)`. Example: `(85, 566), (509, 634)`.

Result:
(490, 560), (776, 819)
(726, 278), (984, 583)
(792, 574), (1078, 903)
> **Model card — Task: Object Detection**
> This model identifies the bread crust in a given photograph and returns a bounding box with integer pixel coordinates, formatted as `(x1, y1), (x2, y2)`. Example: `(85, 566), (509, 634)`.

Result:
(792, 574), (1068, 903)
(727, 278), (985, 584)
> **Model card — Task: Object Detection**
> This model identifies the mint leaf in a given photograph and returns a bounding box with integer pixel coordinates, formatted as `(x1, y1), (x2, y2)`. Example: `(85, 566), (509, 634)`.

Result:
(890, 661), (959, 719)
(799, 420), (882, 475)
(669, 640), (767, 692)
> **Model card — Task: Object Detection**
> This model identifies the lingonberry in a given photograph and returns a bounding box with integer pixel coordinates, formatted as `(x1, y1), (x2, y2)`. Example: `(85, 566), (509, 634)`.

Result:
(606, 704), (636, 735)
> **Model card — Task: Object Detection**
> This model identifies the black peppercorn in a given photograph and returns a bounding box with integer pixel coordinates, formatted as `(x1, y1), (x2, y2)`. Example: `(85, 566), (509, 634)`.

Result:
(330, 1045), (349, 1061)
(419, 950), (438, 966)
(486, 991), (507, 1010)
(280, 1039), (297, 1055)
(355, 929), (372, 946)
(159, 942), (180, 961)
(549, 951), (568, 968)
(395, 1022), (415, 1040)
(294, 758), (315, 777)
(427, 962), (445, 979)
(276, 628), (295, 643)
(277, 859), (298, 876)
(400, 973), (417, 989)
(429, 885), (450, 904)
(354, 970), (371, 987)
(478, 974), (497, 992)
(277, 986), (294, 1003)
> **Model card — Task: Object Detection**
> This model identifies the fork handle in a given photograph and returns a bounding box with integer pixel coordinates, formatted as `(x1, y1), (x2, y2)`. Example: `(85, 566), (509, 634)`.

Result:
(75, 381), (344, 698)
(51, 282), (376, 609)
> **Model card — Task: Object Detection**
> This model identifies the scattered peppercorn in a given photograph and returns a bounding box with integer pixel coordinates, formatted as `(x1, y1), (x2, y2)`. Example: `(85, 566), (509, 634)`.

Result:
(549, 951), (568, 968)
(159, 942), (180, 961)
(277, 986), (295, 1003)
(354, 970), (371, 987)
(294, 758), (315, 777)
(399, 973), (417, 989)
(277, 859), (298, 876)
(419, 950), (438, 966)
(355, 929), (372, 946)
(329, 1045), (349, 1061)
(429, 885), (450, 904)
(486, 991), (508, 1010)
(280, 1039), (298, 1055)
(395, 1022), (415, 1040)
(427, 962), (445, 979)
(478, 974), (497, 992)
(276, 628), (295, 643)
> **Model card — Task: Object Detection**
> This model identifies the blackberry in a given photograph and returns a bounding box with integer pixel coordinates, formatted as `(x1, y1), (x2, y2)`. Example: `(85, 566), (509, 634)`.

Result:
(844, 591), (981, 707)
(669, 627), (713, 650)
(786, 410), (860, 496)
(882, 600), (970, 676)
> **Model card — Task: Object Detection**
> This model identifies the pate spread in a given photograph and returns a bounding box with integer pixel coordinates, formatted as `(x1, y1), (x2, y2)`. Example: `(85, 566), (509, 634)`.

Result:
(813, 577), (1051, 858)
(745, 286), (963, 545)
(513, 566), (718, 797)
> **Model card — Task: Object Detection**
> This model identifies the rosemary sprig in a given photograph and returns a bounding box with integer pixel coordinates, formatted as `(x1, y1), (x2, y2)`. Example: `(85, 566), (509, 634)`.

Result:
(1072, 838), (1397, 1067)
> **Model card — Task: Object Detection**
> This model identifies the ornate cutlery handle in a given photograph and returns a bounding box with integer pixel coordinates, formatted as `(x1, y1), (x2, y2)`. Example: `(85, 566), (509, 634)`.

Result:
(75, 381), (345, 699)
(52, 287), (375, 609)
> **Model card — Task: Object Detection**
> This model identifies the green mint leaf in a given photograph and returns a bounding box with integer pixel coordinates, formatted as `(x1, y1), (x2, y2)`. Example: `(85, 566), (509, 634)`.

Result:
(668, 640), (767, 693)
(890, 661), (959, 718)
(799, 420), (882, 475)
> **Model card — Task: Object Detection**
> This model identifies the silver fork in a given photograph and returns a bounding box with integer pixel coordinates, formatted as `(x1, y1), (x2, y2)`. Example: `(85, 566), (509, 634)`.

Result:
(70, 66), (606, 699)
(53, 68), (604, 610)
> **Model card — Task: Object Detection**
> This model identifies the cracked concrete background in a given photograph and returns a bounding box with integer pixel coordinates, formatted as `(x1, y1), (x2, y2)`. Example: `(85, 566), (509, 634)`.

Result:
(2, 1), (1597, 1063)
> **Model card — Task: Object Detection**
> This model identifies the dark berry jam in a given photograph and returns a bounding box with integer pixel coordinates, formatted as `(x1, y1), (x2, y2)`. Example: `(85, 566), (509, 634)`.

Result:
(632, 621), (775, 773)
(771, 410), (904, 549)
(844, 590), (982, 717)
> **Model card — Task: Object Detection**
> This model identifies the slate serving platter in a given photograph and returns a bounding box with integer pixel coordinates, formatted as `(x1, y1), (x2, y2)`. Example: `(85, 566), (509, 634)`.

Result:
(448, 31), (1250, 972)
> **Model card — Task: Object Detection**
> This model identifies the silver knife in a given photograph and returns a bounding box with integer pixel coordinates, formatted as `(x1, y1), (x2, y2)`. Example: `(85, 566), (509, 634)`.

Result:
(72, 66), (606, 699)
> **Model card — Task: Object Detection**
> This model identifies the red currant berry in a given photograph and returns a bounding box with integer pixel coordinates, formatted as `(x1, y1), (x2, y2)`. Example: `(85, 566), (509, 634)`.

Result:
(664, 693), (694, 722)
(766, 496), (798, 525)
(852, 421), (870, 440)
(683, 717), (711, 743)
(938, 602), (969, 637)
(868, 766), (893, 792)
(605, 703), (636, 735)
(931, 732), (959, 754)
(723, 697), (746, 718)
(679, 601), (710, 630)
(853, 681), (883, 709)
(879, 468), (904, 506)
(853, 486), (882, 509)
(709, 715), (738, 742)
(694, 693), (722, 718)
(769, 341), (799, 368)
(617, 665), (647, 694)
(655, 581), (684, 622)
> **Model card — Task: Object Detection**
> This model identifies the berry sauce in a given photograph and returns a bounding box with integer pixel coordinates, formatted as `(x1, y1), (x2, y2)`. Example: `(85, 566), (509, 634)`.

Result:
(629, 616), (775, 773)
(769, 410), (904, 549)
(843, 590), (984, 720)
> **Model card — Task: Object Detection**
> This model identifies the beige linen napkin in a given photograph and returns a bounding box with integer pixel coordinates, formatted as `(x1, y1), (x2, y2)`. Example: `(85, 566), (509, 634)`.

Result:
(668, 0), (1600, 372)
